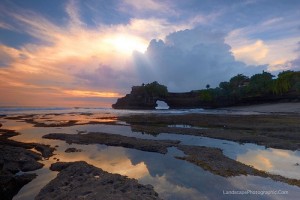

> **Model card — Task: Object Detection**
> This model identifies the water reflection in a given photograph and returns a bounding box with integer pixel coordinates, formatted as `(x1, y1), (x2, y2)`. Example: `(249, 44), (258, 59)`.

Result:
(13, 161), (58, 200)
(237, 148), (300, 179)
(1, 114), (299, 200)
(32, 113), (118, 125)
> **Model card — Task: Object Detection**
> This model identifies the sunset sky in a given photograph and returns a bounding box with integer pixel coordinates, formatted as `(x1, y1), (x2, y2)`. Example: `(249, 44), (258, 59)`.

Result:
(0, 0), (300, 107)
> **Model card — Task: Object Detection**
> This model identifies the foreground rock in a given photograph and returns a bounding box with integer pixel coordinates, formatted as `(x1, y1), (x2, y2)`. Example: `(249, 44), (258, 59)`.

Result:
(0, 172), (37, 200)
(0, 129), (52, 199)
(176, 145), (300, 187)
(0, 144), (40, 200)
(44, 132), (180, 154)
(65, 147), (82, 153)
(36, 161), (161, 200)
(5, 114), (118, 127)
(0, 129), (55, 158)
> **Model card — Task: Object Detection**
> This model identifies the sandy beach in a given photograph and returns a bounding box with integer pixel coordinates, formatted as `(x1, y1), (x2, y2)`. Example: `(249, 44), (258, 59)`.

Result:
(223, 102), (300, 113)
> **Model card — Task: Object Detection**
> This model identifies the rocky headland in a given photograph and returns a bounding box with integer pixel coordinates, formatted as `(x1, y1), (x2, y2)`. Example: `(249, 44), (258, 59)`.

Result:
(112, 71), (300, 109)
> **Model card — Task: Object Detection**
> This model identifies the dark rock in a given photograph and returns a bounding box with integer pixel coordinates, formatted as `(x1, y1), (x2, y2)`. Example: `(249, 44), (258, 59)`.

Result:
(0, 129), (55, 158)
(176, 145), (300, 187)
(34, 144), (55, 158)
(43, 132), (180, 154)
(119, 113), (300, 151)
(36, 161), (161, 200)
(0, 128), (54, 199)
(65, 147), (82, 153)
(0, 129), (19, 139)
(112, 85), (201, 109)
(0, 173), (36, 200)
(112, 83), (300, 110)
(0, 145), (43, 173)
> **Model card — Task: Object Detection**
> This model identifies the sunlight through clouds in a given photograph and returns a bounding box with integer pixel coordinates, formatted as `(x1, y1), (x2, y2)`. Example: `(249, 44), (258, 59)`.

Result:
(0, 0), (184, 106)
(0, 0), (299, 106)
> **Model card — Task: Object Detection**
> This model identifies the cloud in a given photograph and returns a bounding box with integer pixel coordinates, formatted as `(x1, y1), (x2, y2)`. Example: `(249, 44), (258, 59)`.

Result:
(277, 41), (300, 71)
(226, 16), (300, 69)
(133, 28), (266, 92)
(0, 21), (16, 31)
(119, 0), (176, 16)
(291, 42), (300, 70)
(1, 0), (299, 107)
(65, 0), (84, 27)
(0, 45), (21, 67)
(232, 40), (269, 65)
(63, 90), (121, 98)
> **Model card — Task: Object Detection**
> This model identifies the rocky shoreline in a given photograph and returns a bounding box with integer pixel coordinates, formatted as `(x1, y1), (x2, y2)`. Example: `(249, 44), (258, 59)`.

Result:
(44, 132), (180, 154)
(0, 128), (55, 199)
(42, 131), (300, 187)
(119, 113), (300, 151)
(36, 161), (161, 200)
(176, 145), (300, 187)
(1, 110), (300, 199)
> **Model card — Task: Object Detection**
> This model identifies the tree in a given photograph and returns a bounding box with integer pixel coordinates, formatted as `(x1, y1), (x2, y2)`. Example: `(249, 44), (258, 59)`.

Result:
(144, 81), (168, 97)
(219, 81), (230, 91)
(273, 71), (300, 94)
(229, 74), (249, 89)
(248, 71), (274, 95)
(206, 84), (210, 89)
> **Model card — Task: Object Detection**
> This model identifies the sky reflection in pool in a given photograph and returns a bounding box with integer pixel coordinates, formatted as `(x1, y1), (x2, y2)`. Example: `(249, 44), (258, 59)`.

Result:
(1, 115), (299, 200)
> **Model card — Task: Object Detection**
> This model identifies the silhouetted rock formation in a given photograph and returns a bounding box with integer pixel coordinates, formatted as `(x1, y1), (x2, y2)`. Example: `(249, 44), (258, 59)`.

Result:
(113, 86), (300, 110)
(113, 70), (300, 109)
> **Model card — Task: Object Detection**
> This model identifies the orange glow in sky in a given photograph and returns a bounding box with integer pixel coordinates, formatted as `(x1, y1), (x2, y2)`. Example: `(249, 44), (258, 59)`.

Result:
(0, 0), (299, 107)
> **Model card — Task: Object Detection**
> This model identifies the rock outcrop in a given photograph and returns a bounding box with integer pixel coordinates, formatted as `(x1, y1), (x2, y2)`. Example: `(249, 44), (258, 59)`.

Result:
(0, 128), (53, 200)
(112, 85), (202, 109)
(112, 83), (300, 110)
(36, 161), (161, 200)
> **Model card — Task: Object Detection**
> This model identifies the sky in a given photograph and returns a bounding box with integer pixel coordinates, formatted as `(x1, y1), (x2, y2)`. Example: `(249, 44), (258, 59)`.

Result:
(0, 0), (300, 107)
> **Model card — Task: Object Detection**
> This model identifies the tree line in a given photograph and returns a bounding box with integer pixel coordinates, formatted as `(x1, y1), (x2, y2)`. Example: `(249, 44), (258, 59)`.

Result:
(197, 70), (300, 104)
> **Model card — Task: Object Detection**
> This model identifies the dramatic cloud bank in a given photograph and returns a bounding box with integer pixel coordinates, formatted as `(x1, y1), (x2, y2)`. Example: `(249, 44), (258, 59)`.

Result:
(134, 28), (266, 92)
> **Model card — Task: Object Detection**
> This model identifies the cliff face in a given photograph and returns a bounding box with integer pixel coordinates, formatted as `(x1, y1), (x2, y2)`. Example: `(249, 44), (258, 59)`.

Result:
(112, 86), (160, 109)
(112, 86), (209, 109)
(113, 71), (300, 109)
(112, 86), (300, 110)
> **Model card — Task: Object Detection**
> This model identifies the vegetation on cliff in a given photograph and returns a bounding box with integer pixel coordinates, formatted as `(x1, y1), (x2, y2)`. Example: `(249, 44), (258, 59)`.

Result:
(196, 70), (300, 104)
(113, 70), (300, 109)
(143, 81), (168, 97)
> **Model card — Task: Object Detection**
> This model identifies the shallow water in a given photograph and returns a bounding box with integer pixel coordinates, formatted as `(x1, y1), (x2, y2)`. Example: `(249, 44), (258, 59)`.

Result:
(0, 111), (299, 199)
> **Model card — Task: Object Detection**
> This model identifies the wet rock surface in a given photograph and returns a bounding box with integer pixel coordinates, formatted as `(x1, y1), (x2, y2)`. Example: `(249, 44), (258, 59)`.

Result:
(120, 113), (300, 151)
(176, 145), (300, 187)
(36, 161), (161, 200)
(0, 129), (55, 159)
(0, 128), (55, 199)
(0, 145), (43, 173)
(0, 129), (43, 200)
(44, 132), (180, 154)
(65, 147), (82, 153)
(0, 172), (36, 200)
